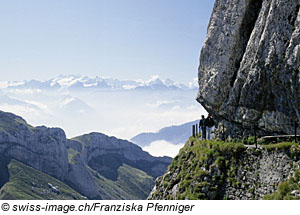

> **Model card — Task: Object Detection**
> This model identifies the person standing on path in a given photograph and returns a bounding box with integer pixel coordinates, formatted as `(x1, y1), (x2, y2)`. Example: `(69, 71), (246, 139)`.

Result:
(199, 115), (206, 140)
(205, 114), (215, 140)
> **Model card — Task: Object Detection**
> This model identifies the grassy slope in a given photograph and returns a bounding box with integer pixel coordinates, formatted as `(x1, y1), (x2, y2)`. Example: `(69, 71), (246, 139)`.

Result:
(71, 135), (90, 147)
(150, 137), (245, 200)
(0, 149), (155, 200)
(0, 112), (34, 133)
(0, 159), (85, 200)
(92, 164), (154, 200)
(67, 148), (80, 165)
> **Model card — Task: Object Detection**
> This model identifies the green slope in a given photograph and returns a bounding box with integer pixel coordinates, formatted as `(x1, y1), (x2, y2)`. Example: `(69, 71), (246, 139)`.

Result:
(149, 137), (245, 200)
(91, 164), (154, 200)
(0, 159), (85, 200)
(0, 111), (34, 133)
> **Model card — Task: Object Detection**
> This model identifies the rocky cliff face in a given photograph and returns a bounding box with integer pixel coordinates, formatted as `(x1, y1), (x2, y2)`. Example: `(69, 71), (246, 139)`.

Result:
(74, 133), (170, 179)
(0, 111), (172, 200)
(0, 113), (69, 181)
(148, 138), (300, 200)
(197, 0), (300, 138)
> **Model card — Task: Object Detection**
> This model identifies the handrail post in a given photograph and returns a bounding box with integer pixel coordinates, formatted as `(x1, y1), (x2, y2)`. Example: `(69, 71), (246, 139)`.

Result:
(254, 125), (257, 149)
(192, 125), (195, 137)
(295, 121), (298, 143)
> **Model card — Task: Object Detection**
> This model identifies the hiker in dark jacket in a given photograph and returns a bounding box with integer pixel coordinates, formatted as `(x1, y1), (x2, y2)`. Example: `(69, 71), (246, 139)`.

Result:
(204, 114), (214, 140)
(199, 115), (206, 140)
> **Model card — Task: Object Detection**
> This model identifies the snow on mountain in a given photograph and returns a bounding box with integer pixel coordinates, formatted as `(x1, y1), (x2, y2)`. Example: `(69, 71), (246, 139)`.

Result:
(136, 75), (171, 90)
(1, 75), (198, 91)
(100, 77), (140, 90)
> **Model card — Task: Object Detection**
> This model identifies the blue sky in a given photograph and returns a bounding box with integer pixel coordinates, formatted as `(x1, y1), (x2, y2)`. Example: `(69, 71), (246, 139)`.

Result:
(0, 0), (215, 83)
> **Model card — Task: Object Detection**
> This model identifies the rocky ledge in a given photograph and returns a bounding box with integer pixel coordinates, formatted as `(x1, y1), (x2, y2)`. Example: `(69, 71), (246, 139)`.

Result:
(148, 138), (300, 200)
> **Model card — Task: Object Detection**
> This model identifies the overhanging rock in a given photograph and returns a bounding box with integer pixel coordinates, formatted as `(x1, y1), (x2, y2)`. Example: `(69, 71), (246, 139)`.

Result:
(197, 0), (300, 138)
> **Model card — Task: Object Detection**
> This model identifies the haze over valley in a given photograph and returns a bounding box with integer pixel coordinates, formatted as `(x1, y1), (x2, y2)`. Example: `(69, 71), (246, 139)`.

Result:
(0, 75), (206, 157)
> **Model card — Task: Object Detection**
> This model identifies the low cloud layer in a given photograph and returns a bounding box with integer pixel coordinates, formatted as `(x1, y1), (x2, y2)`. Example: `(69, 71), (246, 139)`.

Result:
(0, 75), (206, 156)
(143, 140), (185, 158)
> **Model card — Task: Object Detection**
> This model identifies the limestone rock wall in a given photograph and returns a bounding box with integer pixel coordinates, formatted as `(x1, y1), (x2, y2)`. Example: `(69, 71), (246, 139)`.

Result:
(224, 149), (299, 199)
(0, 117), (69, 181)
(197, 0), (300, 138)
(76, 132), (171, 178)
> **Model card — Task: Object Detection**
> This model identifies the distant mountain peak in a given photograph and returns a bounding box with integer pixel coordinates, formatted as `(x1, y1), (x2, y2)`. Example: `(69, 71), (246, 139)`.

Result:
(2, 75), (198, 91)
(130, 119), (200, 147)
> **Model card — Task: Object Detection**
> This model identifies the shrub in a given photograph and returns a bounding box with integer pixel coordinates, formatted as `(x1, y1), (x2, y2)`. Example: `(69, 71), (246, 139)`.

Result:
(245, 136), (255, 145)
(216, 156), (225, 170)
(263, 142), (298, 152)
(154, 138), (246, 200)
(263, 170), (300, 200)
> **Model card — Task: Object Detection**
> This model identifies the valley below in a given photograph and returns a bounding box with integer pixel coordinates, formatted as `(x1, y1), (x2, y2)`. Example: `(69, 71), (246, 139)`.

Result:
(0, 110), (171, 200)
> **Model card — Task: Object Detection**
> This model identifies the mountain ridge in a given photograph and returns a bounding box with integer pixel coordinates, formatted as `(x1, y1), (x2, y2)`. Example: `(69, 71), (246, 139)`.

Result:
(0, 75), (198, 91)
(0, 110), (172, 200)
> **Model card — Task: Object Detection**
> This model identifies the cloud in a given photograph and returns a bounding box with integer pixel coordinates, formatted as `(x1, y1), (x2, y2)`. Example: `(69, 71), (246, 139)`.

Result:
(147, 100), (175, 108)
(142, 140), (184, 158)
(0, 104), (43, 121)
(0, 79), (206, 152)
(24, 100), (50, 113)
(59, 97), (76, 107)
(0, 82), (8, 89)
(108, 103), (207, 141)
(13, 89), (42, 95)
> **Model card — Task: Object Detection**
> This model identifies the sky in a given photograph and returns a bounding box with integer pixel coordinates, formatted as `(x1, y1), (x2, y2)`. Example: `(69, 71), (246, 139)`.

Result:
(0, 0), (215, 83)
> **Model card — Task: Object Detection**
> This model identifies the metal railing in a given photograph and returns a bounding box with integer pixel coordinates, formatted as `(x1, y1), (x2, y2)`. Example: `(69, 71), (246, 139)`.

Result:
(192, 121), (299, 148)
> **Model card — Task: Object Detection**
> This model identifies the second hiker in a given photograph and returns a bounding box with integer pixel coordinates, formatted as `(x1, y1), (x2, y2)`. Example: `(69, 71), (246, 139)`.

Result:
(199, 115), (206, 140)
(205, 114), (214, 140)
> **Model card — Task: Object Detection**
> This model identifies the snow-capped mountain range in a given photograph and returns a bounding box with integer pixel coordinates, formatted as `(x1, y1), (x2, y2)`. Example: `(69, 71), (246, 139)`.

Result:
(0, 75), (198, 91)
(0, 74), (204, 157)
